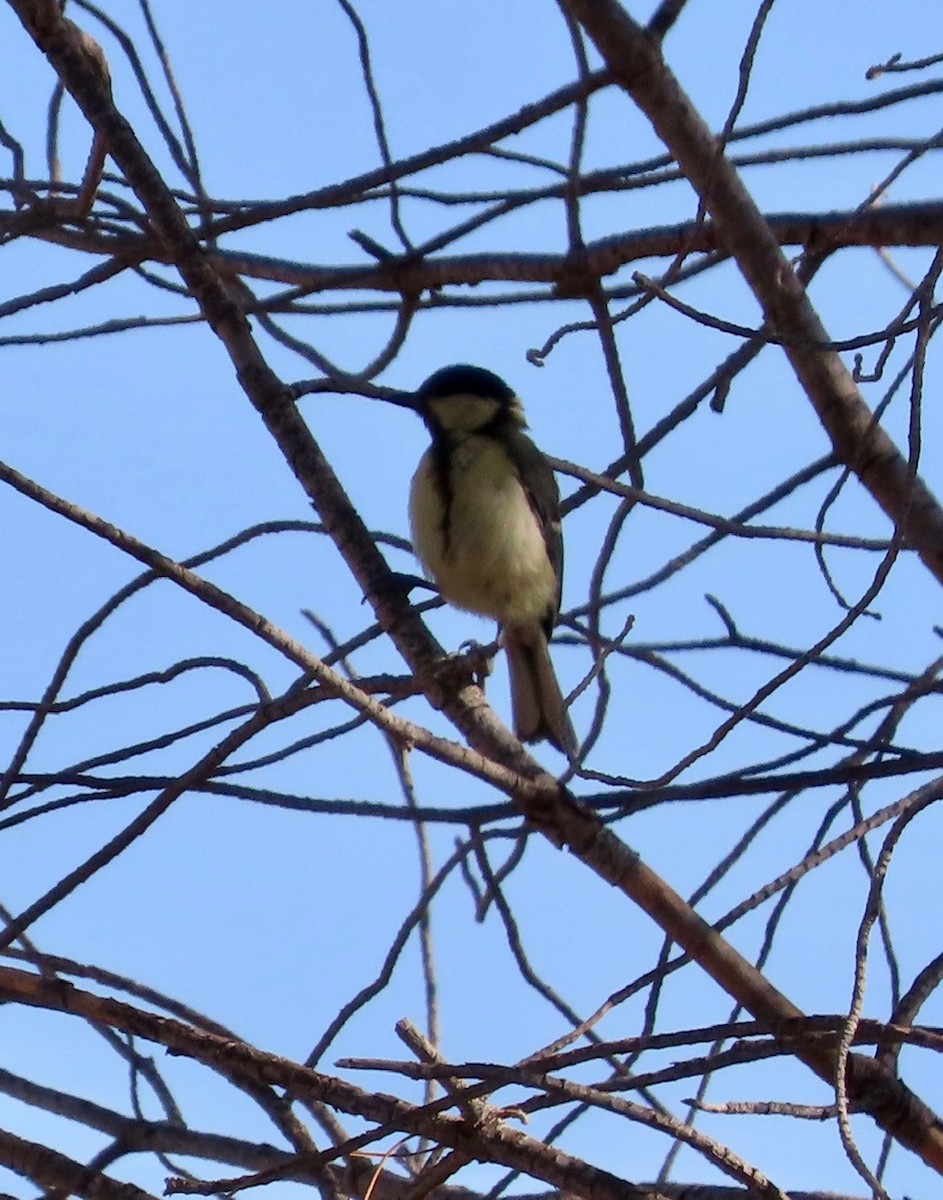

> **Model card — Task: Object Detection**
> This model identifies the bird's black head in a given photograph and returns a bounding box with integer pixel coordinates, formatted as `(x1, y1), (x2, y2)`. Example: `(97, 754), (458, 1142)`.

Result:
(417, 364), (514, 403)
(415, 364), (524, 439)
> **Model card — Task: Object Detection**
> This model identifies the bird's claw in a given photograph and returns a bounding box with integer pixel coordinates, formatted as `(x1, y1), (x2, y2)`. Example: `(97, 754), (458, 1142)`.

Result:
(458, 638), (498, 688)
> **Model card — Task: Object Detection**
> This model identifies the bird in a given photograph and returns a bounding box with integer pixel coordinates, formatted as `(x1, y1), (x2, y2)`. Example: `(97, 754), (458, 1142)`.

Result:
(408, 363), (577, 756)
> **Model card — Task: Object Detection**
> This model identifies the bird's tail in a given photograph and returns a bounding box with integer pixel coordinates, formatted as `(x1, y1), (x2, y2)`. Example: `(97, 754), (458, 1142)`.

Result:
(504, 624), (577, 757)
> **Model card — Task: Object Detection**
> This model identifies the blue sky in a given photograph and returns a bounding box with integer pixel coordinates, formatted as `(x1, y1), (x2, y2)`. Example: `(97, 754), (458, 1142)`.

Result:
(2, 2), (943, 1197)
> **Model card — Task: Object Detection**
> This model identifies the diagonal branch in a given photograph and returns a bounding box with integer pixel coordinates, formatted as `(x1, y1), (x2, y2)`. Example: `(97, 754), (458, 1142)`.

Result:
(561, 0), (943, 586)
(4, 0), (594, 847)
(12, 0), (943, 1179)
(0, 964), (665, 1200)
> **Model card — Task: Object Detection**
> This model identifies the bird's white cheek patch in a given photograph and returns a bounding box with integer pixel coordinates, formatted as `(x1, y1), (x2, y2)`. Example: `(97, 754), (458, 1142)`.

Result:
(426, 394), (501, 434)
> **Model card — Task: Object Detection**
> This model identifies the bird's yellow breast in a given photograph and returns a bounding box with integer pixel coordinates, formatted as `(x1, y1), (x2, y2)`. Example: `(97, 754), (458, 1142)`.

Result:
(409, 436), (556, 626)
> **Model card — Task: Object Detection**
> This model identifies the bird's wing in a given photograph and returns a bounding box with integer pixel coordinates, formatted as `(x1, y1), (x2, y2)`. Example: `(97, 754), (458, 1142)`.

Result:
(505, 431), (564, 635)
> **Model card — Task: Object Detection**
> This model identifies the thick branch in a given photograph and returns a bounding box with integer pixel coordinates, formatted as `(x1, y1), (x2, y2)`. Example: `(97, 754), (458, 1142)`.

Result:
(562, 0), (943, 586)
(0, 965), (662, 1200)
(0, 1125), (159, 1200)
(11, 0), (943, 1180)
(17, 201), (943, 298)
(4, 0), (596, 849)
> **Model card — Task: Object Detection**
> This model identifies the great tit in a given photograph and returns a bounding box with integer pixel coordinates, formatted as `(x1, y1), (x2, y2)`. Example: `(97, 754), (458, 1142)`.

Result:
(409, 364), (577, 756)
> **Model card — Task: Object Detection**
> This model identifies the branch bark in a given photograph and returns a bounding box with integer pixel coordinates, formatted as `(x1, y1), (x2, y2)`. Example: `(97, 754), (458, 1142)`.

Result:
(561, 0), (943, 586)
(0, 965), (666, 1200)
(10, 0), (943, 1182)
(14, 200), (943, 298)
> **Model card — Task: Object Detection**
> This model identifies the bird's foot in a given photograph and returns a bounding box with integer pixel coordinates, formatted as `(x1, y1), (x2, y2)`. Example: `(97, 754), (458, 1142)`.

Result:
(457, 638), (498, 689)
(422, 640), (497, 710)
